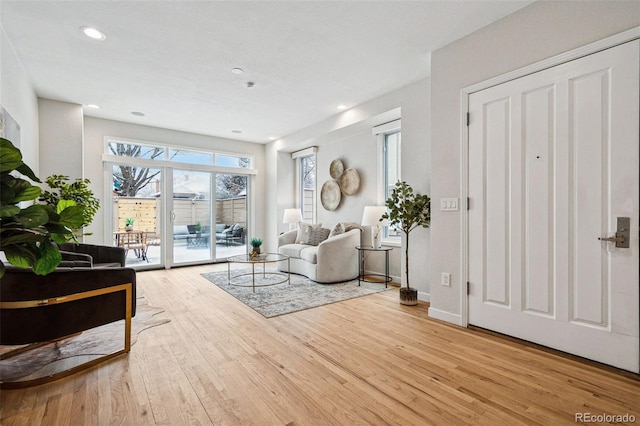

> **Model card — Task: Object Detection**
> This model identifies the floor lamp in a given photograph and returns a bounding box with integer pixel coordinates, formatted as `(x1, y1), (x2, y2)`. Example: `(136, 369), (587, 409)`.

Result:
(283, 208), (303, 231)
(361, 206), (389, 249)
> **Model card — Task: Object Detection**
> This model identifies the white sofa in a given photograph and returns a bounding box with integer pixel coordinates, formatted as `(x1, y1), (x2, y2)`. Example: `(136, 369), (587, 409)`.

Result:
(277, 228), (361, 283)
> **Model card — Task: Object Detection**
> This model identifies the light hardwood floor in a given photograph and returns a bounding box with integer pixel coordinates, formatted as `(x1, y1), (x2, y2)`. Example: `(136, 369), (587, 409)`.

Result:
(1, 265), (638, 425)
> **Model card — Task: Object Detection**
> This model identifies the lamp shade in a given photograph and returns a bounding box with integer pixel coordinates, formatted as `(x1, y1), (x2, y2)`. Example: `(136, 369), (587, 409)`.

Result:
(283, 208), (303, 224)
(361, 206), (389, 227)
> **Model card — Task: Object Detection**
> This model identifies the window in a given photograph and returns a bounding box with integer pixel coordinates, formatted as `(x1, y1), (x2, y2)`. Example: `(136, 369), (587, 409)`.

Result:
(300, 155), (316, 222)
(374, 120), (401, 243)
(106, 139), (253, 169)
(292, 147), (317, 224)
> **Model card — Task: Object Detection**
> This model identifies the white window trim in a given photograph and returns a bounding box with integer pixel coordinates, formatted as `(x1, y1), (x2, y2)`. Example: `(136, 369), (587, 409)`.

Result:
(375, 120), (402, 247)
(293, 147), (317, 223)
(292, 146), (317, 159)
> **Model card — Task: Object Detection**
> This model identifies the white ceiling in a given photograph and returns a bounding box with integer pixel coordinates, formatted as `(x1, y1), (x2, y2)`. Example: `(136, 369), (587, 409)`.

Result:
(1, 1), (532, 143)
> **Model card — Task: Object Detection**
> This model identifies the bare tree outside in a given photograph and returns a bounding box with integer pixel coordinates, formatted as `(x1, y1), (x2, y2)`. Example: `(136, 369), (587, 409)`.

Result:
(216, 174), (246, 199)
(112, 143), (164, 196)
(302, 155), (315, 189)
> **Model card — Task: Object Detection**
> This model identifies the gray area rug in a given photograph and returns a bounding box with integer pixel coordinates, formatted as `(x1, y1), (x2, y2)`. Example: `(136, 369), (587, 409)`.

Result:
(0, 297), (169, 383)
(202, 268), (392, 318)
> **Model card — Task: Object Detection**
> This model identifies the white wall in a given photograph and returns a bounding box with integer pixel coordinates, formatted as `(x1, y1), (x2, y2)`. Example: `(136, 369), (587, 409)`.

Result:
(82, 116), (266, 245)
(0, 26), (39, 173)
(265, 78), (430, 298)
(38, 99), (83, 179)
(429, 1), (640, 324)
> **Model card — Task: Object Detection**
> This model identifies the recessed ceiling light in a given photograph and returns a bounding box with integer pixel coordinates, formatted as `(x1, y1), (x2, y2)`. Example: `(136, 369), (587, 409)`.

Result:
(85, 104), (101, 109)
(337, 105), (348, 110)
(80, 26), (106, 41)
(232, 130), (243, 134)
(131, 111), (145, 116)
(268, 136), (277, 141)
(231, 68), (244, 75)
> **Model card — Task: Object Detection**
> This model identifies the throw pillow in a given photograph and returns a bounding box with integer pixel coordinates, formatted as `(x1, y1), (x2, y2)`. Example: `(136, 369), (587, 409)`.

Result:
(296, 222), (322, 244)
(330, 222), (345, 237)
(306, 227), (331, 246)
(343, 222), (364, 232)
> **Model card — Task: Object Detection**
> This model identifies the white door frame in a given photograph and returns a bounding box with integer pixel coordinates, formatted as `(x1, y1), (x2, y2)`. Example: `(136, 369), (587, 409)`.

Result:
(459, 27), (640, 327)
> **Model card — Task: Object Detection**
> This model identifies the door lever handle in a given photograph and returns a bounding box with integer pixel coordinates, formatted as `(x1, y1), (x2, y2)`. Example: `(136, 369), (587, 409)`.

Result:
(598, 236), (625, 244)
(597, 217), (630, 248)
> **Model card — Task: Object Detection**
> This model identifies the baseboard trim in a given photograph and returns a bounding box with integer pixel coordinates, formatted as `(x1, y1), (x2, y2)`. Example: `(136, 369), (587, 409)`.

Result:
(418, 291), (430, 302)
(428, 307), (463, 326)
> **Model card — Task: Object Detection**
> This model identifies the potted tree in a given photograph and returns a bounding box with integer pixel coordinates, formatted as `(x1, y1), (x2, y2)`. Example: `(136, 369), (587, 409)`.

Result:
(382, 181), (430, 305)
(0, 138), (84, 277)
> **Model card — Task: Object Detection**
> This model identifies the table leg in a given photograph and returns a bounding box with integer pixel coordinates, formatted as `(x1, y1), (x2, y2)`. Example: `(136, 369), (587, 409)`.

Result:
(227, 262), (231, 285)
(357, 249), (362, 286)
(252, 262), (255, 293)
(385, 250), (389, 288)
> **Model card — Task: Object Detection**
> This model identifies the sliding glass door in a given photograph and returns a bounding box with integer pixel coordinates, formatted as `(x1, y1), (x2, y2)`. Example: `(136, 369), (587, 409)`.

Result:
(214, 173), (248, 260)
(111, 163), (163, 268)
(104, 138), (255, 269)
(171, 169), (214, 265)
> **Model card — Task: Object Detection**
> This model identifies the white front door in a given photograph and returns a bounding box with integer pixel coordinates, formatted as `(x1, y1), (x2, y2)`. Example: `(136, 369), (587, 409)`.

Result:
(468, 40), (639, 372)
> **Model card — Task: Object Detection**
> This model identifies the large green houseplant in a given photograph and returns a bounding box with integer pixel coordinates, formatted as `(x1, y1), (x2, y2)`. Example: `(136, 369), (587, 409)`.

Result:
(0, 138), (84, 277)
(382, 181), (430, 305)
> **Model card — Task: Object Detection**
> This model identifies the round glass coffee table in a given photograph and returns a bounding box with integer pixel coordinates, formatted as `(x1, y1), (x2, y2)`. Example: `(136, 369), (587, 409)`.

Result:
(227, 253), (290, 292)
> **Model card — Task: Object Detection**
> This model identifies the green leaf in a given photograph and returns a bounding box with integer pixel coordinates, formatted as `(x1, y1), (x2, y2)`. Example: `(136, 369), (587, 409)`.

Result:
(45, 222), (72, 235)
(0, 181), (16, 203)
(17, 185), (42, 202)
(33, 242), (62, 275)
(58, 205), (84, 229)
(43, 205), (60, 222)
(15, 204), (50, 227)
(51, 232), (72, 244)
(0, 138), (23, 172)
(0, 231), (46, 245)
(4, 244), (38, 268)
(56, 199), (77, 214)
(12, 183), (41, 203)
(0, 205), (20, 217)
(15, 162), (40, 182)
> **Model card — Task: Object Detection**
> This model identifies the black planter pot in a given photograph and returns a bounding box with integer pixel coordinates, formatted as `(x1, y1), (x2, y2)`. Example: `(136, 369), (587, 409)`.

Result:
(399, 287), (418, 305)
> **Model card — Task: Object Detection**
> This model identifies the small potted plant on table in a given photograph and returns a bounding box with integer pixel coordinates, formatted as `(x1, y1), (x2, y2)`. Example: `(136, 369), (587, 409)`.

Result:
(250, 237), (263, 257)
(124, 217), (135, 231)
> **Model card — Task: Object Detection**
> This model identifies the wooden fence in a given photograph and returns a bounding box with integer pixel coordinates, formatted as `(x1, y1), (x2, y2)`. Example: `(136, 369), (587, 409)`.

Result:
(113, 196), (246, 232)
